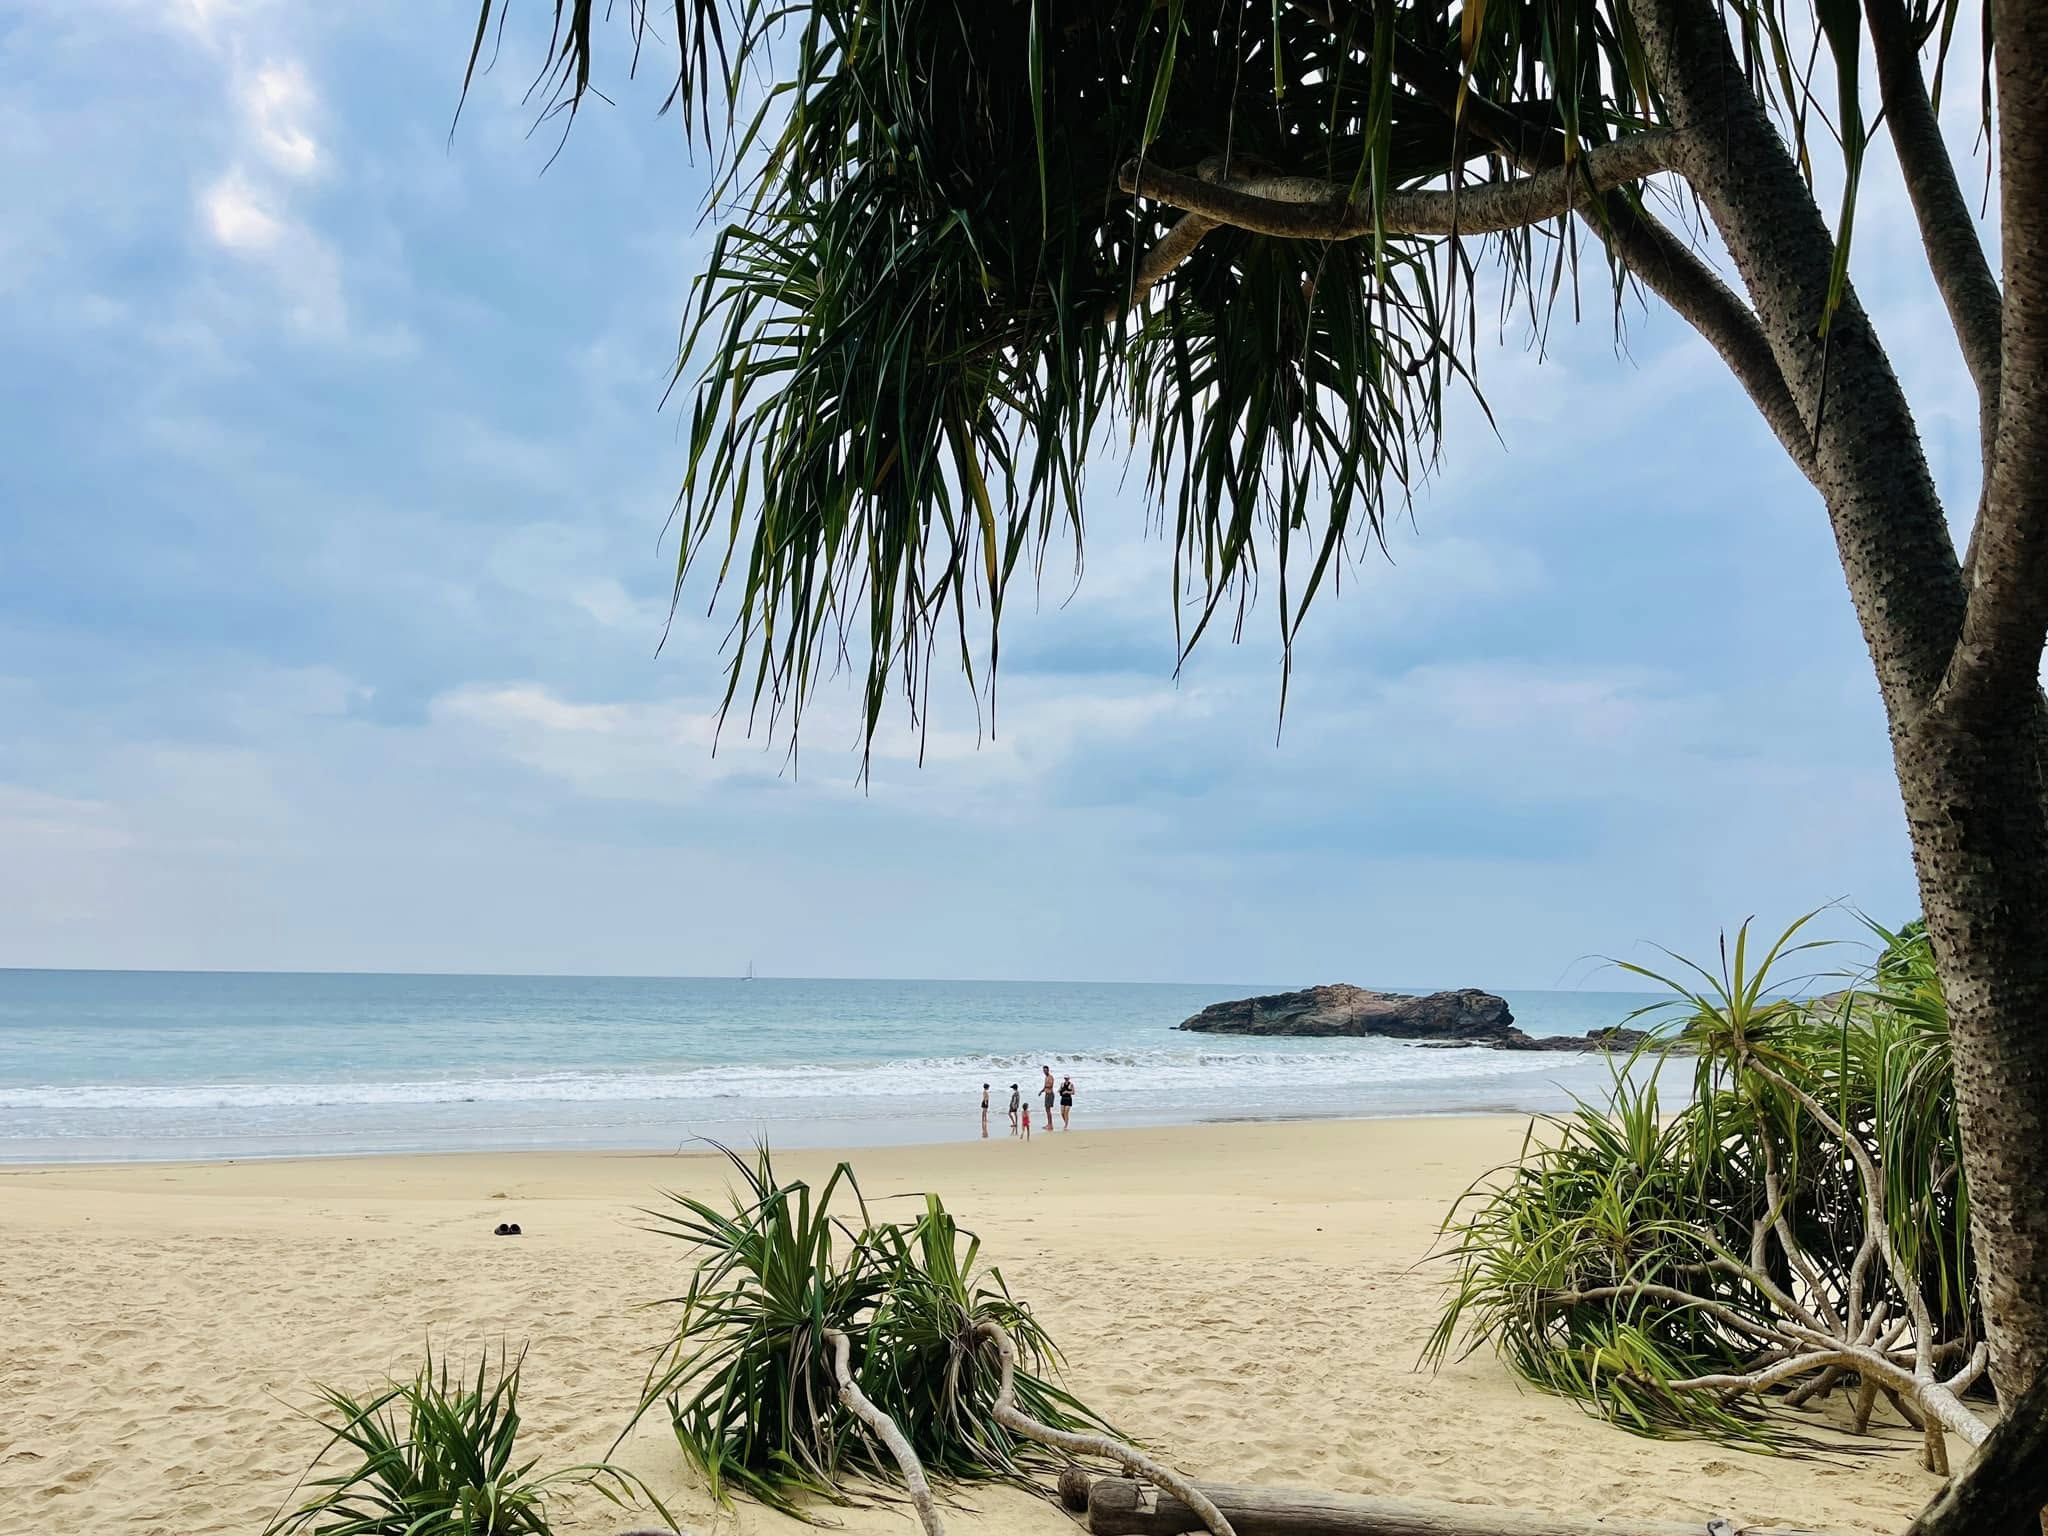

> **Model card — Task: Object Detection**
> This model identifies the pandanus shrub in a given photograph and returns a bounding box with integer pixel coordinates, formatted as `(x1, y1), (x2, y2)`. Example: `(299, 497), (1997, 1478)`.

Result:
(1429, 916), (1987, 1469)
(631, 1144), (1118, 1517)
(264, 1348), (666, 1536)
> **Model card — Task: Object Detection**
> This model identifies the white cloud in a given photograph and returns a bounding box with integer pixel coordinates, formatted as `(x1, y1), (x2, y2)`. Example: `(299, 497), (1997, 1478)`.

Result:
(196, 163), (347, 336)
(201, 170), (283, 250)
(432, 672), (1196, 811)
(241, 60), (321, 177)
(175, 24), (346, 337)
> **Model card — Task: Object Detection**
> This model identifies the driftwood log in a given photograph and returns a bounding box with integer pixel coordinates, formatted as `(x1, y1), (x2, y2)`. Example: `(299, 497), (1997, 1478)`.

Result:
(1077, 1477), (1834, 1536)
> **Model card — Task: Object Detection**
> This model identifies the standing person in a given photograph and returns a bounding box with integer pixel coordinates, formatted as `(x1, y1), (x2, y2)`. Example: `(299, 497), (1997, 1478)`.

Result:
(1058, 1074), (1075, 1131)
(1020, 1095), (1032, 1139)
(1007, 1082), (1020, 1135)
(980, 1082), (991, 1139)
(1041, 1065), (1057, 1131)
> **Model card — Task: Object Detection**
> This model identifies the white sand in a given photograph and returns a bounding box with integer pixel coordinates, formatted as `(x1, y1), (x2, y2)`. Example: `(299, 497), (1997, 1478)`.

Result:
(0, 1118), (1938, 1535)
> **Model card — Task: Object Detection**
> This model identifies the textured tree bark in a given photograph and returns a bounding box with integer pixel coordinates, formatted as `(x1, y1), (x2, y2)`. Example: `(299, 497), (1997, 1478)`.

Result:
(1894, 709), (2048, 1419)
(1626, 0), (2048, 1440)
(1622, 0), (1964, 700)
(1116, 131), (1679, 240)
(1904, 0), (2048, 1425)
(1864, 0), (2003, 466)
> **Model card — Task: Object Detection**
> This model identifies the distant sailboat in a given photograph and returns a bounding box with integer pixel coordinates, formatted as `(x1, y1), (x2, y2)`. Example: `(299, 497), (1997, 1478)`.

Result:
(743, 960), (755, 982)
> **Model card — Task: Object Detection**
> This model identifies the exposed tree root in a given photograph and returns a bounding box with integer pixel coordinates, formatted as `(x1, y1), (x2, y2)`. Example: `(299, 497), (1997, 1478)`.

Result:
(825, 1327), (946, 1536)
(1905, 1362), (2048, 1536)
(970, 1321), (1237, 1536)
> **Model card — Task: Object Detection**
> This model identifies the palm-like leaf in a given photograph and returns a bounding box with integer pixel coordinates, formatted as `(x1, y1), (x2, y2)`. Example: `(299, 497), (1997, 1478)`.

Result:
(633, 1144), (1114, 1515)
(1429, 916), (1978, 1445)
(458, 0), (1988, 751)
(266, 1347), (664, 1536)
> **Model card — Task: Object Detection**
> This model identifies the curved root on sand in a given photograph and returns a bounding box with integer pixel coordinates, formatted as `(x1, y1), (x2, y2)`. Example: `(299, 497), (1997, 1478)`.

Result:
(825, 1327), (947, 1536)
(971, 1320), (1237, 1536)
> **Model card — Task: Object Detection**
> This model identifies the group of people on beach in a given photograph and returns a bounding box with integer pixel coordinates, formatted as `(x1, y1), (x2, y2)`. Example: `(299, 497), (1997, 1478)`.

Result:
(980, 1065), (1075, 1138)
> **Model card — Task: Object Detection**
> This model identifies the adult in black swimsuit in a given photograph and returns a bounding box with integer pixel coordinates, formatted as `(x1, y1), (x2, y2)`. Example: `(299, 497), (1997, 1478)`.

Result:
(1058, 1075), (1074, 1130)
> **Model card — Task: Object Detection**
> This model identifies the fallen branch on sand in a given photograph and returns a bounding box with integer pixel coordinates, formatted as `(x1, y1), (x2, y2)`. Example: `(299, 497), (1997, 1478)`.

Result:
(973, 1320), (1237, 1536)
(1069, 1474), (1835, 1536)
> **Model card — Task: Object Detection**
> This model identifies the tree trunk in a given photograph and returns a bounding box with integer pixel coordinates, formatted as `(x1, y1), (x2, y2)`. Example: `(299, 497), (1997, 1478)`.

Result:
(1625, 0), (2048, 1420)
(1896, 713), (2048, 1406)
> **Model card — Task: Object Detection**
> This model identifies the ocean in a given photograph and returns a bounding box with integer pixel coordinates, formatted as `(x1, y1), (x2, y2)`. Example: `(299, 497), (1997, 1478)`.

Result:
(0, 971), (1671, 1162)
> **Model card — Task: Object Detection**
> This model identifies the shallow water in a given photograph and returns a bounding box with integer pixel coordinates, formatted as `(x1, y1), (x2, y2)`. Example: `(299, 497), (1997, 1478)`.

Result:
(0, 970), (1671, 1160)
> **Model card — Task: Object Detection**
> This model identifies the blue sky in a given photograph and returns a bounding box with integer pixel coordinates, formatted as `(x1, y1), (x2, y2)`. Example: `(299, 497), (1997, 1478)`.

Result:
(0, 0), (1991, 984)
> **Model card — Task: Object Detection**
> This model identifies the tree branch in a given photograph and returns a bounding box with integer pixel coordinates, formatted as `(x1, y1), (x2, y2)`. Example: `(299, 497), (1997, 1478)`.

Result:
(1545, 1283), (1808, 1349)
(1112, 210), (1221, 320)
(1593, 209), (1822, 485)
(1117, 131), (1680, 242)
(1739, 1050), (1941, 1376)
(1381, 37), (1821, 485)
(1864, 0), (2002, 471)
(1938, 1), (2048, 724)
(1664, 1349), (1843, 1395)
(1175, 13), (1821, 484)
(1763, 1138), (1844, 1333)
(1627, 0), (1965, 718)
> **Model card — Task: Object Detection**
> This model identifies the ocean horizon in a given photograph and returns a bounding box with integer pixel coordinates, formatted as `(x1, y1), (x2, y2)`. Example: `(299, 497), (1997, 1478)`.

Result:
(0, 968), (1672, 1163)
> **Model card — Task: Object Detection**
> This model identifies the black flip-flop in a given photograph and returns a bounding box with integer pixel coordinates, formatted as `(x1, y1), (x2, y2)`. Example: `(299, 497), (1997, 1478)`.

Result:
(493, 1222), (522, 1236)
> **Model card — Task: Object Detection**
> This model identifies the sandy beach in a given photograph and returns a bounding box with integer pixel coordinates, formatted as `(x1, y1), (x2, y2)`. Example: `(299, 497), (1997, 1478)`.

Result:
(1, 1117), (1938, 1536)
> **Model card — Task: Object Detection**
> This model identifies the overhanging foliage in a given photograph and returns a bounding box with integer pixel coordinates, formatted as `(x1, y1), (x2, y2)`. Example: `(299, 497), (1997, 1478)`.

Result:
(460, 0), (1986, 754)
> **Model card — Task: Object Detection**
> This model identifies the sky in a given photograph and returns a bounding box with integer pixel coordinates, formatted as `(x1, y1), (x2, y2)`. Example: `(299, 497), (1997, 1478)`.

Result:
(0, 0), (1996, 986)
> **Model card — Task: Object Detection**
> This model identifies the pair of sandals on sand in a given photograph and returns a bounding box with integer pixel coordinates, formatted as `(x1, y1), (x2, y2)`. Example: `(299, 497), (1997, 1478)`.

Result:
(492, 1222), (523, 1236)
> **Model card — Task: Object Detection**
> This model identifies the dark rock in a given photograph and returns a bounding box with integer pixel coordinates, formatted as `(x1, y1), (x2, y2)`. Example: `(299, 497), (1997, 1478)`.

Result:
(1177, 986), (1662, 1053)
(1495, 1025), (1658, 1053)
(1176, 985), (1516, 1041)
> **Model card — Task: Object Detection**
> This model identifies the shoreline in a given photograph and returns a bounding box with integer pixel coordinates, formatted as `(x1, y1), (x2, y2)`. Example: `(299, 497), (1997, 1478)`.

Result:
(3, 1116), (1936, 1536)
(0, 1100), (1553, 1170)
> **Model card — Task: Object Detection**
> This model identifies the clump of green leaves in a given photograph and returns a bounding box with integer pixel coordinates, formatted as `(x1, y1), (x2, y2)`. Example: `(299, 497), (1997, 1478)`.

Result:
(1426, 1071), (1779, 1442)
(266, 1347), (667, 1536)
(1428, 914), (1978, 1445)
(632, 1144), (1114, 1517)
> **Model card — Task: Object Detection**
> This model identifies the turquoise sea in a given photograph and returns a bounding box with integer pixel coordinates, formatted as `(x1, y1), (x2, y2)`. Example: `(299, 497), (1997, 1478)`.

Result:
(0, 971), (1670, 1162)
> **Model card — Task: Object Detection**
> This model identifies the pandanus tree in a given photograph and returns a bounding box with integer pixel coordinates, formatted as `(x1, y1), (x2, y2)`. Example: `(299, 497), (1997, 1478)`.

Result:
(629, 1146), (1234, 1536)
(1431, 919), (1993, 1474)
(457, 0), (2048, 1521)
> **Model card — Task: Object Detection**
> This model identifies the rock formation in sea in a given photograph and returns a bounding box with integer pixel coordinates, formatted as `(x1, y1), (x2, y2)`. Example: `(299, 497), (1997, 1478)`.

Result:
(1174, 984), (1655, 1053)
